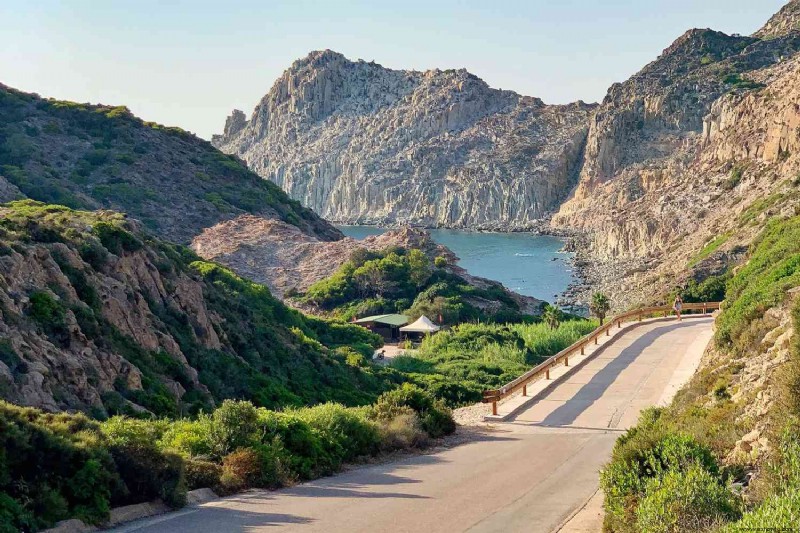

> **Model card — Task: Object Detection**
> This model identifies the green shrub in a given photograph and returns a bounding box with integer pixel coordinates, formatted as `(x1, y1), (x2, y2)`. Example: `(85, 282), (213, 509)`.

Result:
(92, 221), (142, 255)
(434, 256), (447, 268)
(109, 443), (186, 508)
(184, 458), (221, 490)
(601, 409), (719, 531)
(636, 465), (741, 533)
(255, 409), (334, 479)
(28, 290), (69, 344)
(371, 384), (455, 438)
(722, 489), (800, 531)
(295, 403), (381, 465)
(158, 416), (213, 458)
(207, 400), (258, 458)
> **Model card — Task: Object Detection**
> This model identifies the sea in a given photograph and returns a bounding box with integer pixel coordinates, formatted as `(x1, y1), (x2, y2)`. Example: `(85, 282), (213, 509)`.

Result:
(337, 226), (576, 303)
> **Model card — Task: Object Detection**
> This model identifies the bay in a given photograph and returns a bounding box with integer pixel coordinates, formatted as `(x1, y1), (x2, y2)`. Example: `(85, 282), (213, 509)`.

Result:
(337, 226), (575, 302)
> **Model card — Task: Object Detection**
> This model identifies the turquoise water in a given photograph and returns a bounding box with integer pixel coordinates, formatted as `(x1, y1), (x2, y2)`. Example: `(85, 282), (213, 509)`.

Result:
(337, 226), (575, 302)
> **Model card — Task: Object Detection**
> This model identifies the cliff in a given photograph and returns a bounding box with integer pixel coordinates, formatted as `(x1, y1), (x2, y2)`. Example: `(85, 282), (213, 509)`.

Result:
(213, 50), (595, 229)
(550, 4), (800, 308)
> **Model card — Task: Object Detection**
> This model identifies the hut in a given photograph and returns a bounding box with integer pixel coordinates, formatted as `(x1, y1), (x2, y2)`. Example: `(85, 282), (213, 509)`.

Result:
(353, 314), (409, 341)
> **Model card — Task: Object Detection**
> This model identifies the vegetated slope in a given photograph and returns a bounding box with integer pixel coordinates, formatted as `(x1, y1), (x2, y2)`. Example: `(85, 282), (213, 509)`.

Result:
(0, 83), (341, 244)
(193, 216), (542, 312)
(213, 50), (595, 229)
(553, 2), (800, 309)
(298, 244), (538, 323)
(0, 201), (395, 417)
(600, 214), (800, 531)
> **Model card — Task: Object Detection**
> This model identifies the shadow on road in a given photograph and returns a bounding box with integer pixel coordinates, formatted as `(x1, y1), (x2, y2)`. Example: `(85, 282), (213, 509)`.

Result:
(509, 320), (704, 428)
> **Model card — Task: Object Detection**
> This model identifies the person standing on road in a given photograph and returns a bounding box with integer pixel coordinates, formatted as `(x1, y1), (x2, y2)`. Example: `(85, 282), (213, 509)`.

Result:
(673, 294), (683, 321)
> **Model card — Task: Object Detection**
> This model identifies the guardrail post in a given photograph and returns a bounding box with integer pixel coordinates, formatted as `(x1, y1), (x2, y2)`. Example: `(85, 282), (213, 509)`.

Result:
(522, 384), (527, 396)
(606, 328), (610, 336)
(580, 344), (585, 355)
(638, 311), (642, 322)
(617, 319), (621, 328)
(594, 335), (598, 345)
(565, 355), (569, 366)
(703, 303), (707, 314)
(546, 367), (550, 380)
(492, 401), (497, 416)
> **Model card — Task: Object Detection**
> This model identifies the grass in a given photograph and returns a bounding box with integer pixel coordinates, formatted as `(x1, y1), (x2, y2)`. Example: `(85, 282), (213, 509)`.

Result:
(688, 231), (732, 268)
(390, 319), (598, 406)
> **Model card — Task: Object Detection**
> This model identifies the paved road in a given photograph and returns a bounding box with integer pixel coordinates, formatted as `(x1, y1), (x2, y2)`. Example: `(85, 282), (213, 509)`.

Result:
(113, 317), (713, 533)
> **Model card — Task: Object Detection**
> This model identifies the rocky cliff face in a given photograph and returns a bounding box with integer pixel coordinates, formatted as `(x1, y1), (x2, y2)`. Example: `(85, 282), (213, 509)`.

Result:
(552, 4), (800, 308)
(213, 51), (594, 229)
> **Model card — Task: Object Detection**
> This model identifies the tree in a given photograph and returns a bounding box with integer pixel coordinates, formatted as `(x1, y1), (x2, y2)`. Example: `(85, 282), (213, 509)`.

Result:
(590, 292), (611, 325)
(407, 249), (431, 288)
(542, 304), (562, 330)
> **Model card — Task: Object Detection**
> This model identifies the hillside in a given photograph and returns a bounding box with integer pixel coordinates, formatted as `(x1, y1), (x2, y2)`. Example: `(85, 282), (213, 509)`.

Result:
(0, 83), (341, 244)
(551, 3), (800, 309)
(212, 50), (595, 229)
(0, 200), (394, 417)
(600, 214), (800, 530)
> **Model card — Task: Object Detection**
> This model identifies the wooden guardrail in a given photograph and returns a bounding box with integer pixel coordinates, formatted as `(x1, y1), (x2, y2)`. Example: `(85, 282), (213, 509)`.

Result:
(481, 302), (722, 416)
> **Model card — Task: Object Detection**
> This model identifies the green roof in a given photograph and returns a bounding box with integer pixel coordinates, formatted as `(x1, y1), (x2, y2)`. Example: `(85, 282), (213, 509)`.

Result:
(353, 314), (409, 327)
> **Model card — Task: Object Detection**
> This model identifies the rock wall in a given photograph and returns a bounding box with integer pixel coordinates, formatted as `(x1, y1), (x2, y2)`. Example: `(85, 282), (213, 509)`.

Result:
(213, 50), (594, 229)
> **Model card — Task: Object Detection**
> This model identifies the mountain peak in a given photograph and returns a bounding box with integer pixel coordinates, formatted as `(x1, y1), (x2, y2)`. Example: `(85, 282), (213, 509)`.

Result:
(755, 0), (800, 39)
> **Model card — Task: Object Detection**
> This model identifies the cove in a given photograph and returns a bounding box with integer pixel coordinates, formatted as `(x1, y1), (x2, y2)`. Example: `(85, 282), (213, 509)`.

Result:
(337, 226), (575, 303)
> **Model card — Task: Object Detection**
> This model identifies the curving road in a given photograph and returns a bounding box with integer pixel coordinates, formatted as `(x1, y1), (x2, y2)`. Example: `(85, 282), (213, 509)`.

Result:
(112, 317), (714, 533)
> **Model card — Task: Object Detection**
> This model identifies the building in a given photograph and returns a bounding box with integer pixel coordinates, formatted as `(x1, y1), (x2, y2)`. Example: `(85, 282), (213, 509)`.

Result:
(353, 314), (410, 341)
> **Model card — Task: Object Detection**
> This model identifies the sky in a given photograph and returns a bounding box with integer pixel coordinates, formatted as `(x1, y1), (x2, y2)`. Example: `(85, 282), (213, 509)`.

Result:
(0, 0), (787, 140)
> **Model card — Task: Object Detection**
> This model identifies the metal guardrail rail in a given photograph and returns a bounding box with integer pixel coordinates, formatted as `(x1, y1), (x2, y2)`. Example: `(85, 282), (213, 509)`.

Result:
(481, 302), (722, 415)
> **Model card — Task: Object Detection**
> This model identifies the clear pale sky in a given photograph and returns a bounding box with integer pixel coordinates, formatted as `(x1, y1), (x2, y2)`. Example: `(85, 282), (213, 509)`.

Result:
(0, 0), (786, 140)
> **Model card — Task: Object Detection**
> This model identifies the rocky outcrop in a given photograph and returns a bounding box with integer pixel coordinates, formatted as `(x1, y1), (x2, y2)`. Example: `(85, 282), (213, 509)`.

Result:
(755, 0), (800, 39)
(191, 215), (542, 313)
(213, 50), (595, 229)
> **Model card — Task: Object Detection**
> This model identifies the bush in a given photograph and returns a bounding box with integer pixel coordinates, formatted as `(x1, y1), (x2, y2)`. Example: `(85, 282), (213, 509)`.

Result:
(601, 409), (719, 531)
(255, 410), (334, 479)
(158, 416), (213, 458)
(434, 256), (447, 268)
(371, 384), (455, 438)
(110, 443), (186, 508)
(184, 458), (221, 490)
(636, 465), (741, 532)
(208, 400), (258, 458)
(295, 403), (381, 465)
(220, 448), (262, 492)
(722, 489), (800, 531)
(374, 408), (428, 451)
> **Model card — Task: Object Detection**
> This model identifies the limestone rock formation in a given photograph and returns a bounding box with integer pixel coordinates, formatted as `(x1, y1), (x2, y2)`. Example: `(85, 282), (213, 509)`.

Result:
(213, 50), (595, 229)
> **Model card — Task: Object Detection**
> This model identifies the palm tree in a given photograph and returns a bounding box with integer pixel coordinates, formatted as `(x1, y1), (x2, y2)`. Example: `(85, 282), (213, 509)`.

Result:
(590, 292), (611, 325)
(542, 304), (563, 330)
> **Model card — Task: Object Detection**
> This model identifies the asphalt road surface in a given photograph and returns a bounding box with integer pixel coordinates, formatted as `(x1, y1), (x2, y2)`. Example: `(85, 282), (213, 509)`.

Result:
(112, 317), (713, 533)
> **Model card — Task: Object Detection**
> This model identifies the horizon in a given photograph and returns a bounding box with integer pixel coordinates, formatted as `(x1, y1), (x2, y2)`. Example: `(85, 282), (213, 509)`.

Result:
(0, 0), (787, 140)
